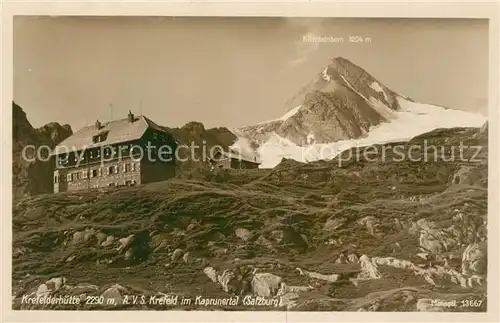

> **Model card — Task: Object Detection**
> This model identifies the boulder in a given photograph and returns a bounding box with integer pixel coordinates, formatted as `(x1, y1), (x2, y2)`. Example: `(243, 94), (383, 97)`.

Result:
(35, 284), (50, 298)
(182, 252), (193, 264)
(234, 228), (253, 242)
(124, 249), (134, 261)
(65, 255), (76, 263)
(358, 255), (381, 279)
(217, 269), (236, 293)
(45, 277), (66, 292)
(100, 284), (127, 306)
(296, 268), (340, 283)
(95, 232), (108, 245)
(347, 253), (359, 264)
(324, 217), (347, 231)
(117, 234), (134, 253)
(68, 283), (100, 295)
(203, 267), (218, 283)
(278, 292), (299, 310)
(416, 298), (443, 312)
(358, 216), (378, 236)
(251, 273), (282, 297)
(270, 230), (284, 243)
(461, 243), (486, 275)
(417, 219), (455, 254)
(101, 236), (115, 247)
(23, 207), (45, 220)
(171, 248), (184, 263)
(335, 254), (348, 264)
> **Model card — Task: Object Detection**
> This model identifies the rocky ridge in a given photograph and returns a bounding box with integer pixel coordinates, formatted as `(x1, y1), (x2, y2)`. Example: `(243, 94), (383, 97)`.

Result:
(12, 102), (73, 198)
(235, 57), (405, 147)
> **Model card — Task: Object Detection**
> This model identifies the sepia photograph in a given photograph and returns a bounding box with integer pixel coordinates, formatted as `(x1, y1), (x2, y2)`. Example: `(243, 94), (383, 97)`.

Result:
(4, 8), (497, 320)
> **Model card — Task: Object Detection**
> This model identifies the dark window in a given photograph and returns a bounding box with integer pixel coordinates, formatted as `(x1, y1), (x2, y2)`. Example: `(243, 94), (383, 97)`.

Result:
(92, 131), (109, 144)
(92, 169), (98, 177)
(108, 166), (114, 174)
(54, 176), (58, 184)
(109, 183), (116, 187)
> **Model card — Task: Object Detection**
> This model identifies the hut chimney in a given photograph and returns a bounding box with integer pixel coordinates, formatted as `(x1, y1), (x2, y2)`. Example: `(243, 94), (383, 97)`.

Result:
(95, 120), (102, 130)
(128, 110), (135, 123)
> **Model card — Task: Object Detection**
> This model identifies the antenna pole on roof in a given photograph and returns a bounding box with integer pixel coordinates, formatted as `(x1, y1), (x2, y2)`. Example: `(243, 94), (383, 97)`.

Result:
(140, 99), (143, 116)
(109, 103), (114, 121)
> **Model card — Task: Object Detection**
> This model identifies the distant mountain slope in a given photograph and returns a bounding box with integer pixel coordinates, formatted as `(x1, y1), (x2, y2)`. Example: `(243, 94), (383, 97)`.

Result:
(153, 121), (238, 174)
(12, 101), (73, 198)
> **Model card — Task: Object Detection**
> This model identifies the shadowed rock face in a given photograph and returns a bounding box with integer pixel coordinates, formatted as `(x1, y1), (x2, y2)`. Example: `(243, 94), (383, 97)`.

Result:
(37, 123), (73, 145)
(12, 102), (73, 198)
(166, 121), (237, 152)
(158, 121), (238, 174)
(237, 57), (405, 146)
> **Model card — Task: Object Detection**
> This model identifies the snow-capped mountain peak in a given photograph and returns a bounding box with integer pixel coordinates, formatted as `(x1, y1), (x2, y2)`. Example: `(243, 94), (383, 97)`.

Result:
(232, 57), (487, 168)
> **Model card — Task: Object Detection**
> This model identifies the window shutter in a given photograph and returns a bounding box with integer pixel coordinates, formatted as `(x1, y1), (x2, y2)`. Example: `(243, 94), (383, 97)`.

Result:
(123, 164), (127, 173)
(132, 162), (136, 171)
(98, 168), (102, 176)
(105, 167), (109, 175)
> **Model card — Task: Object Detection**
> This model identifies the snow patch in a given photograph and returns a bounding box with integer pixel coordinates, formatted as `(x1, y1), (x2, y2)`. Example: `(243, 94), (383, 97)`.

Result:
(322, 67), (331, 82)
(245, 105), (303, 128)
(280, 105), (302, 121)
(370, 81), (389, 102)
(368, 97), (396, 120)
(238, 97), (487, 169)
(307, 133), (315, 145)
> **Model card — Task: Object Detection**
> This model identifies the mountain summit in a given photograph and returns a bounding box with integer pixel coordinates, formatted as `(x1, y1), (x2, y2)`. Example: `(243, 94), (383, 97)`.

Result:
(232, 57), (486, 168)
(235, 57), (405, 147)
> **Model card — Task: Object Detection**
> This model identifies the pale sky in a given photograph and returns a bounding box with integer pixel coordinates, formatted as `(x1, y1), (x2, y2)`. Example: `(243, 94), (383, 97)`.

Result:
(14, 17), (489, 131)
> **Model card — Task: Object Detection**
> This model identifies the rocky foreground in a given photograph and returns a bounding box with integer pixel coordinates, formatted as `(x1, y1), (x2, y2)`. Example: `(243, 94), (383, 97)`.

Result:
(12, 125), (488, 311)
